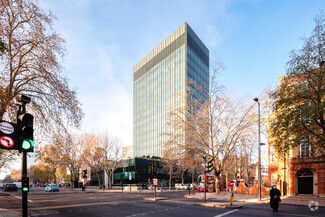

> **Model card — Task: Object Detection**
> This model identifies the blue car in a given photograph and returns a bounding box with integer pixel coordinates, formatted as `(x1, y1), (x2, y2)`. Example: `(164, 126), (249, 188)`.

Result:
(45, 184), (59, 192)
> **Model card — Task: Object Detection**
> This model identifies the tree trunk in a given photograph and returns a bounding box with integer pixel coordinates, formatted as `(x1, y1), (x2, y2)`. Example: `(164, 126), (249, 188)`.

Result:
(192, 171), (194, 183)
(107, 172), (112, 189)
(214, 171), (221, 194)
(225, 172), (229, 191)
(169, 167), (172, 191)
(96, 172), (101, 189)
(69, 169), (73, 189)
(181, 171), (184, 184)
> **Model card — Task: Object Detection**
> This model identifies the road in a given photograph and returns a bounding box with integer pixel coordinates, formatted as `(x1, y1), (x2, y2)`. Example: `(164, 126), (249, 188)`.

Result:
(0, 188), (324, 217)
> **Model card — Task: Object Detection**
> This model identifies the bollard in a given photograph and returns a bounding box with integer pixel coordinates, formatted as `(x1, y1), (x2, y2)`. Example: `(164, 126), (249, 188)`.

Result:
(230, 192), (234, 205)
(154, 186), (156, 199)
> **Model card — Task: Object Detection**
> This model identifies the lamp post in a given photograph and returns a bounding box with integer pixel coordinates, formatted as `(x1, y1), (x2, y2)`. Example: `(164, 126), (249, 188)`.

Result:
(253, 97), (261, 202)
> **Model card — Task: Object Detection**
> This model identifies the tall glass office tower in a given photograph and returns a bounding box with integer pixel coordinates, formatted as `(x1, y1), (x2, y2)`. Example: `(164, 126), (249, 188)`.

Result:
(133, 23), (209, 157)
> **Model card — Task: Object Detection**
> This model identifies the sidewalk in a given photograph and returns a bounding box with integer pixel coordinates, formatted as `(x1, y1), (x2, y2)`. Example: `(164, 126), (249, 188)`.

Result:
(184, 191), (325, 207)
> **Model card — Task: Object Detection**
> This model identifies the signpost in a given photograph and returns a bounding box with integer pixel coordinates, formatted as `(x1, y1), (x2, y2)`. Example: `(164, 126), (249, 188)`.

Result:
(120, 174), (123, 193)
(0, 121), (17, 150)
(129, 172), (132, 192)
(153, 178), (158, 199)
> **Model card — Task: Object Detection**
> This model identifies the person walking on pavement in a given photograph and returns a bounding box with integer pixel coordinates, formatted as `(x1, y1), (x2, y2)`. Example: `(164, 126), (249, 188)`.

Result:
(270, 185), (281, 212)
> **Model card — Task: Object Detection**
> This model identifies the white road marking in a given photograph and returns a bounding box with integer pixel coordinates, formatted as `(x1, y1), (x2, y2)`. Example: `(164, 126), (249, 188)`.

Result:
(14, 196), (34, 202)
(214, 209), (239, 217)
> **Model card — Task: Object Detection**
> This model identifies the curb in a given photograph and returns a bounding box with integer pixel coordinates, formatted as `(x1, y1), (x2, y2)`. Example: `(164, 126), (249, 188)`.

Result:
(194, 202), (244, 209)
(143, 197), (168, 201)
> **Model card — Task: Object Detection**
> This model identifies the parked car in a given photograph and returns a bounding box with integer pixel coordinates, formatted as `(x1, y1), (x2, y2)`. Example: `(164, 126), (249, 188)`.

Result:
(175, 183), (190, 190)
(175, 183), (183, 190)
(13, 181), (22, 189)
(139, 182), (148, 189)
(45, 184), (59, 192)
(4, 183), (18, 191)
(183, 184), (190, 190)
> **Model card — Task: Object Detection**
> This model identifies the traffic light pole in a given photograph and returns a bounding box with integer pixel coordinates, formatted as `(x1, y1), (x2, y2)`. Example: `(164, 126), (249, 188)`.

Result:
(17, 100), (31, 217)
(22, 151), (28, 217)
(20, 102), (28, 217)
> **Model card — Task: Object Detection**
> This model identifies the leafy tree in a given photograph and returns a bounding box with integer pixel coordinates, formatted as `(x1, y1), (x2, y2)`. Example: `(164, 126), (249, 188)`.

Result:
(270, 11), (325, 158)
(0, 0), (83, 139)
(30, 163), (52, 184)
(41, 144), (63, 183)
(55, 165), (68, 183)
(10, 168), (20, 181)
(42, 132), (83, 187)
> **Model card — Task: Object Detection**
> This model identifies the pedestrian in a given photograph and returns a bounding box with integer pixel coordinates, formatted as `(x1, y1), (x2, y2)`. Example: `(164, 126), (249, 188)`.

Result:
(227, 182), (231, 192)
(270, 185), (281, 212)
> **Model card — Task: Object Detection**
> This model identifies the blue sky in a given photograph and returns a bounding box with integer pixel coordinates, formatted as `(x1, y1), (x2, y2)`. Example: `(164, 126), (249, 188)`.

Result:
(37, 0), (323, 148)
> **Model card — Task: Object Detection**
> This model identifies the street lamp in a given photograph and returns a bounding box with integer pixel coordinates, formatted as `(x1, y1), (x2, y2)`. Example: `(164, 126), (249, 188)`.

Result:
(253, 97), (261, 202)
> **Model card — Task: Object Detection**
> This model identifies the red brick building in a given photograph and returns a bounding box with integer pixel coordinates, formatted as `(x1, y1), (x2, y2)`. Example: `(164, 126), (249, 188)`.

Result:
(268, 76), (325, 197)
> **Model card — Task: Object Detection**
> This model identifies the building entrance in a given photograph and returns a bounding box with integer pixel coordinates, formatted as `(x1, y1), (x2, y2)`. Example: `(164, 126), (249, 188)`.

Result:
(297, 169), (313, 194)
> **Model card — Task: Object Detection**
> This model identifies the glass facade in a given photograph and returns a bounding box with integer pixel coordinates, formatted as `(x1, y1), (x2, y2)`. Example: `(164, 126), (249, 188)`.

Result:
(133, 23), (209, 157)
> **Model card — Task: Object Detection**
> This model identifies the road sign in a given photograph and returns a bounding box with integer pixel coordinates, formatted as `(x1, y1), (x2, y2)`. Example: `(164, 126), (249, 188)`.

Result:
(0, 136), (14, 148)
(129, 172), (132, 180)
(153, 178), (158, 186)
(0, 121), (17, 150)
(0, 122), (15, 134)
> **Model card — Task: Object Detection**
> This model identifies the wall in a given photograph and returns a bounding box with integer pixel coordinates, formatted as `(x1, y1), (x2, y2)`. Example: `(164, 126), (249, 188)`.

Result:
(233, 180), (271, 196)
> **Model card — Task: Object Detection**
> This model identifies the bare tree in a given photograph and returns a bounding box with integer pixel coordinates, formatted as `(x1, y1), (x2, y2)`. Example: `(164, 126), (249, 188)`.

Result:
(100, 133), (121, 189)
(0, 150), (17, 172)
(81, 134), (105, 189)
(176, 154), (190, 184)
(172, 68), (257, 193)
(0, 0), (83, 140)
(161, 139), (178, 190)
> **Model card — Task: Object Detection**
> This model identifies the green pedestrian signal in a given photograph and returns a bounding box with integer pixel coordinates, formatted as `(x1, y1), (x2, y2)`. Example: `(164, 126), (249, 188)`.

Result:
(22, 176), (29, 192)
(22, 187), (29, 192)
(22, 139), (34, 150)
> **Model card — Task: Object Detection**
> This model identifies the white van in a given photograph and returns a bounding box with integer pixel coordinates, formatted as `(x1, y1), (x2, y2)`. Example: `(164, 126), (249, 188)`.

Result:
(175, 183), (183, 190)
(13, 181), (22, 189)
(175, 183), (189, 190)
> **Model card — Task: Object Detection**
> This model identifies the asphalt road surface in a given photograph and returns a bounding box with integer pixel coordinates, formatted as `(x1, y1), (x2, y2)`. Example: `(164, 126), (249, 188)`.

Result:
(0, 188), (324, 217)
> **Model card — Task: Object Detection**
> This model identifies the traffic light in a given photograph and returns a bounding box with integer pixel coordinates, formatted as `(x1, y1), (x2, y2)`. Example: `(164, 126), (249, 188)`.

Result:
(16, 110), (34, 152)
(206, 158), (213, 173)
(22, 176), (29, 192)
(82, 170), (88, 178)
